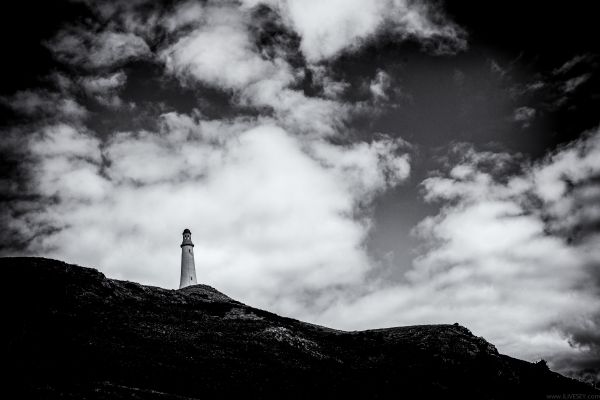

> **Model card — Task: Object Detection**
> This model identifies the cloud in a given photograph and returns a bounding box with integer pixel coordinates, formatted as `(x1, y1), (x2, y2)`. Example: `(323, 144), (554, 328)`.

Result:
(28, 124), (108, 201)
(1, 90), (87, 120)
(531, 131), (600, 242)
(156, 0), (464, 137)
(11, 90), (598, 382)
(6, 1), (424, 281)
(73, 0), (466, 64)
(310, 136), (410, 203)
(524, 81), (546, 92)
(80, 71), (127, 107)
(5, 111), (411, 319)
(161, 3), (347, 136)
(163, 6), (293, 91)
(553, 54), (592, 76)
(308, 65), (350, 99)
(562, 73), (591, 94)
(316, 131), (600, 380)
(513, 106), (536, 127)
(160, 0), (205, 32)
(509, 55), (595, 114)
(369, 70), (392, 101)
(47, 29), (151, 69)
(41, 0), (465, 136)
(3, 0), (597, 385)
(243, 0), (467, 61)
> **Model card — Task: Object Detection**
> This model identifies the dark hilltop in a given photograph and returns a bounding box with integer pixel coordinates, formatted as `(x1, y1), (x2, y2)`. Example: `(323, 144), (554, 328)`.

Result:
(3, 257), (597, 399)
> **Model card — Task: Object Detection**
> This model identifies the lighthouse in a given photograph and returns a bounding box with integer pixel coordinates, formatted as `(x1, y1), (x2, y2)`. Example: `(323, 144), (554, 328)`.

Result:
(180, 228), (197, 288)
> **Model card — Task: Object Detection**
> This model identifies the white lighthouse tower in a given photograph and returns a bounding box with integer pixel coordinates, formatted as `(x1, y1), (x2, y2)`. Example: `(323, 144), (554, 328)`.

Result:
(179, 228), (197, 288)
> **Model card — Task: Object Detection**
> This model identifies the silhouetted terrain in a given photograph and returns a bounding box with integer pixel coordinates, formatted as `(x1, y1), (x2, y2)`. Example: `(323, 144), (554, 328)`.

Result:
(3, 257), (597, 399)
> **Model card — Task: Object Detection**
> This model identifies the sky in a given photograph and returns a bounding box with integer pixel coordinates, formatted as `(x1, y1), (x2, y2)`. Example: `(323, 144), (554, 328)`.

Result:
(1, 0), (599, 384)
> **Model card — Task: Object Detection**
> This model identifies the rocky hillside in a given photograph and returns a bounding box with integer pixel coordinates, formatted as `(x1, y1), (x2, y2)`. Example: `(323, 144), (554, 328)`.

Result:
(3, 257), (597, 399)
